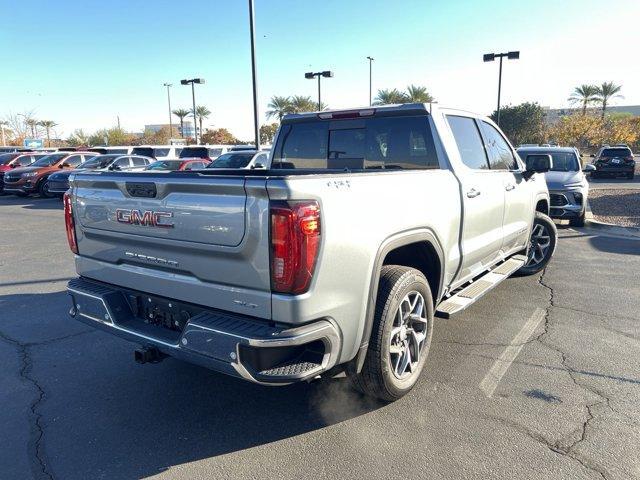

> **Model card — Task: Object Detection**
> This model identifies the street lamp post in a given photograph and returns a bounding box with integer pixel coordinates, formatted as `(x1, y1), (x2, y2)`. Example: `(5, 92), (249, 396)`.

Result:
(366, 56), (374, 106)
(180, 78), (205, 143)
(163, 83), (173, 139)
(483, 51), (519, 126)
(305, 70), (334, 111)
(248, 0), (260, 149)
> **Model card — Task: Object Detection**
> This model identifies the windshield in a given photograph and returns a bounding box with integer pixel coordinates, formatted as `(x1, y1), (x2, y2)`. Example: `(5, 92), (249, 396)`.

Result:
(601, 148), (632, 158)
(518, 150), (580, 172)
(209, 153), (254, 169)
(0, 153), (17, 165)
(147, 160), (182, 170)
(31, 153), (67, 167)
(79, 155), (120, 169)
(179, 147), (209, 159)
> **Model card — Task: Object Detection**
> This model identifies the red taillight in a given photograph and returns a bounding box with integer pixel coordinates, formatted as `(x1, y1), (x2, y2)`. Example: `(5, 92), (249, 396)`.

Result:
(270, 201), (321, 294)
(63, 192), (78, 254)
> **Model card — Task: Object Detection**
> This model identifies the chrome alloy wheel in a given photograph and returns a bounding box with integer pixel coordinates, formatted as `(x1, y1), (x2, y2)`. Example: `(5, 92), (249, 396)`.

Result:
(389, 291), (428, 379)
(526, 222), (551, 267)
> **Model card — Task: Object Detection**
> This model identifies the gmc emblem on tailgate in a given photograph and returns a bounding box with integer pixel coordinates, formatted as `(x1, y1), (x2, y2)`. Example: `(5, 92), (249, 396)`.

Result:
(115, 209), (174, 228)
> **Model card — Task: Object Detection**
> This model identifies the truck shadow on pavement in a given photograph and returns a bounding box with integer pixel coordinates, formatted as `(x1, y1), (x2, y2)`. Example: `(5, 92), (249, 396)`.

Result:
(0, 195), (63, 210)
(0, 291), (385, 479)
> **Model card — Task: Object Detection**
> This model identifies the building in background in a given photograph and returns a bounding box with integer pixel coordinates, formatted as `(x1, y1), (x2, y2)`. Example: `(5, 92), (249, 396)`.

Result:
(145, 121), (196, 138)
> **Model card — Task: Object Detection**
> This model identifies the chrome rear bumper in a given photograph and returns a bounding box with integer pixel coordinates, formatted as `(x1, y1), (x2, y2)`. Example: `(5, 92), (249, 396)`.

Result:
(67, 277), (341, 385)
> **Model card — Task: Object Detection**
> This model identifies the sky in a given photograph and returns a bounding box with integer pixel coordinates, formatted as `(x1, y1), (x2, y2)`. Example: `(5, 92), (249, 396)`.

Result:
(2, 0), (639, 140)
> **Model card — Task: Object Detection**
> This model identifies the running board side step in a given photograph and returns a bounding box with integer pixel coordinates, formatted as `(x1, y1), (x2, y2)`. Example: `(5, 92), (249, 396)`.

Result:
(435, 255), (527, 319)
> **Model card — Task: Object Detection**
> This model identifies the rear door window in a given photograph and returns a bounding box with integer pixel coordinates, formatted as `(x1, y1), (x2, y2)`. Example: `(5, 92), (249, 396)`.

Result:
(65, 155), (84, 167)
(131, 157), (149, 166)
(446, 115), (489, 170)
(479, 121), (517, 170)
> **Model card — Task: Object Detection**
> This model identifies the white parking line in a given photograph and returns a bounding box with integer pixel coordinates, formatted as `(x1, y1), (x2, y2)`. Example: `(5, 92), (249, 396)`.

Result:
(479, 308), (547, 398)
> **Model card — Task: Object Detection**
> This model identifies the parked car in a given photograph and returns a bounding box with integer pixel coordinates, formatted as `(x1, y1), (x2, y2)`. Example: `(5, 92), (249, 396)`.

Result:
(64, 103), (554, 402)
(0, 147), (33, 153)
(131, 145), (182, 160)
(207, 150), (270, 169)
(46, 154), (154, 195)
(178, 145), (240, 161)
(0, 153), (50, 194)
(517, 146), (594, 226)
(3, 151), (95, 197)
(591, 146), (636, 179)
(87, 146), (134, 155)
(145, 159), (211, 172)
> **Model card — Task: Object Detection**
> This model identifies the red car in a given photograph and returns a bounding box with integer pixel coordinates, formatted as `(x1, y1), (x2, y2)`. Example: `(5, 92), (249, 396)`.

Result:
(3, 151), (95, 197)
(145, 159), (211, 171)
(0, 152), (50, 194)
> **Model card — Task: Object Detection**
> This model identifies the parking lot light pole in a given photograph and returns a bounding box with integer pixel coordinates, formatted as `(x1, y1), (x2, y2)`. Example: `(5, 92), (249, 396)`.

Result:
(366, 56), (374, 106)
(305, 70), (334, 111)
(180, 78), (205, 143)
(483, 51), (519, 126)
(248, 0), (260, 149)
(163, 83), (173, 139)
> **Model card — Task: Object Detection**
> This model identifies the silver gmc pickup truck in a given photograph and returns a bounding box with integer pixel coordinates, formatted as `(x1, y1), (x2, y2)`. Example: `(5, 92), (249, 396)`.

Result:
(65, 103), (556, 401)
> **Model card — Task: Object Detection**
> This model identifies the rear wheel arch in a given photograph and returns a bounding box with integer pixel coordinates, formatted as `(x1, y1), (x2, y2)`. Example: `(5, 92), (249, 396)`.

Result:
(351, 231), (444, 373)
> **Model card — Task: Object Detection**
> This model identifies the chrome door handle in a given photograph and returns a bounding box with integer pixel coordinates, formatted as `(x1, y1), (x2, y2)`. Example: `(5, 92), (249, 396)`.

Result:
(505, 183), (515, 191)
(466, 188), (481, 198)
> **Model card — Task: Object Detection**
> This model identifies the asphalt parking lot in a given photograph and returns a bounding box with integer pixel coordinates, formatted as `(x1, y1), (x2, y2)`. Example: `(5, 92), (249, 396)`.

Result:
(1, 196), (639, 480)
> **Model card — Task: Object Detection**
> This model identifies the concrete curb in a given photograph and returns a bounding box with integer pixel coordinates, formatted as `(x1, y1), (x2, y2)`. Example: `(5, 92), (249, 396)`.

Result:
(584, 199), (640, 239)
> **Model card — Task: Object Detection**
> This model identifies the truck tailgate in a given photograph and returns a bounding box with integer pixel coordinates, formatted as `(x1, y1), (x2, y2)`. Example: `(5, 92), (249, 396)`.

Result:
(71, 172), (272, 318)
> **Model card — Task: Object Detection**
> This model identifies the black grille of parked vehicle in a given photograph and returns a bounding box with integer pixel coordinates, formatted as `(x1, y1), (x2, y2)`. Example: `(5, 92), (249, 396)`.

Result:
(4, 172), (20, 183)
(550, 194), (567, 206)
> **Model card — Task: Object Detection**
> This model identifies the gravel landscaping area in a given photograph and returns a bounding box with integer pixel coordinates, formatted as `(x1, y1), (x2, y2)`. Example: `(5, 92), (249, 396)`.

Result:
(588, 188), (640, 227)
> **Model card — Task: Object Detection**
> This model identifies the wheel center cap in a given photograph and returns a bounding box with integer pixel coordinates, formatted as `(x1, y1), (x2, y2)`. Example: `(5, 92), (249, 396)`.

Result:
(400, 326), (408, 341)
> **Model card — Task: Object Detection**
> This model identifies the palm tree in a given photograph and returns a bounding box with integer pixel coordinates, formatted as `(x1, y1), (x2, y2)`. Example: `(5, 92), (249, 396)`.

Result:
(595, 82), (623, 118)
(191, 106), (211, 136)
(405, 85), (435, 103)
(26, 118), (38, 137)
(38, 120), (57, 147)
(290, 95), (318, 113)
(568, 85), (599, 115)
(266, 96), (293, 121)
(373, 88), (407, 105)
(172, 108), (190, 137)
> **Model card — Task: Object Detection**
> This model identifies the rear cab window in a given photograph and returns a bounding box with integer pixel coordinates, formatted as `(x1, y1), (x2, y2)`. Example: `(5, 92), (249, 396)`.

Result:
(272, 115), (440, 170)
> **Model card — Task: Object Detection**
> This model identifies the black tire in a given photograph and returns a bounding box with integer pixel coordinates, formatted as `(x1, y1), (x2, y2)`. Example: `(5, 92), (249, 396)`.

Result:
(39, 178), (53, 198)
(517, 212), (557, 276)
(348, 265), (434, 402)
(569, 210), (585, 227)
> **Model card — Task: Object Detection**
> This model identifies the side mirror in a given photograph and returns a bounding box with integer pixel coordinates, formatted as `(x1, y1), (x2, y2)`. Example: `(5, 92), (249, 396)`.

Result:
(61, 162), (71, 168)
(108, 164), (120, 171)
(583, 164), (596, 173)
(523, 154), (552, 180)
(590, 154), (595, 157)
(252, 162), (266, 169)
(10, 164), (17, 169)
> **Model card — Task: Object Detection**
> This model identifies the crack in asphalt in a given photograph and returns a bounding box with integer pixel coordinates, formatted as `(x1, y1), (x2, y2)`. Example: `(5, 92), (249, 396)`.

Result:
(0, 328), (93, 480)
(526, 269), (611, 479)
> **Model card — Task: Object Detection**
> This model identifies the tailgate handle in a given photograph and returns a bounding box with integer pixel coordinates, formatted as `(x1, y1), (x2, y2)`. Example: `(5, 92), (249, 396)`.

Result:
(126, 182), (157, 198)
